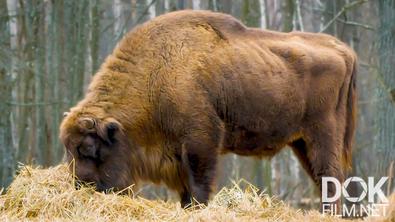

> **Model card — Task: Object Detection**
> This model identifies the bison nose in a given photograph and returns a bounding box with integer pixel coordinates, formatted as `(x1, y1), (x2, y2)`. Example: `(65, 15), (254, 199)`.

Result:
(95, 183), (108, 192)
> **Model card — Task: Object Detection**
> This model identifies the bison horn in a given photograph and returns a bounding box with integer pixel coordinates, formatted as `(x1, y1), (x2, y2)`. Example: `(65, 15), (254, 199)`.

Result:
(80, 118), (95, 129)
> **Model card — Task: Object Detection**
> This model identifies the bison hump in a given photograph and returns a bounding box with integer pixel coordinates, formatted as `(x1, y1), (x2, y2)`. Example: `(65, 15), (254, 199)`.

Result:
(151, 10), (247, 39)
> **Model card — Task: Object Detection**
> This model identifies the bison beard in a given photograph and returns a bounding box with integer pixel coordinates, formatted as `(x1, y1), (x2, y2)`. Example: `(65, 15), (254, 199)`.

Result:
(60, 10), (357, 209)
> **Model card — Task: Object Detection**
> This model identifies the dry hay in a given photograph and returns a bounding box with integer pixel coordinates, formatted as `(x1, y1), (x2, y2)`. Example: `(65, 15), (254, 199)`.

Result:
(0, 164), (393, 222)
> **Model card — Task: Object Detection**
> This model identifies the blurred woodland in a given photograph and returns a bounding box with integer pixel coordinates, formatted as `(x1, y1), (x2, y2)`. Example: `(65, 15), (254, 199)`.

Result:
(0, 0), (394, 208)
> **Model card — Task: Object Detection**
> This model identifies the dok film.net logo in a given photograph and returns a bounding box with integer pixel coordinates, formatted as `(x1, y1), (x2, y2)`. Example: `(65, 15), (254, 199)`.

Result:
(322, 177), (389, 217)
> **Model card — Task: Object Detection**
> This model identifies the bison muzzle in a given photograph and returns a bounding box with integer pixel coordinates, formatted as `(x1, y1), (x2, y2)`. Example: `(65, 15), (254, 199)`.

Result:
(60, 10), (357, 209)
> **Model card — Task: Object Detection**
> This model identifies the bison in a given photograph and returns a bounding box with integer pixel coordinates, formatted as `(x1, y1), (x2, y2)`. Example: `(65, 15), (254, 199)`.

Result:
(60, 10), (357, 208)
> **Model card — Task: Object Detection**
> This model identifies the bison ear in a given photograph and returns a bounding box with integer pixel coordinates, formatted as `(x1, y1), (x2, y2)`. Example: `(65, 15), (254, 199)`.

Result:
(97, 121), (120, 145)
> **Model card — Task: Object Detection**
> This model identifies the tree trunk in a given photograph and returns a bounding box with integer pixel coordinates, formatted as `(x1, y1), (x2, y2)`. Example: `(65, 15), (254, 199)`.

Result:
(0, 0), (14, 187)
(156, 0), (166, 15)
(376, 0), (395, 192)
(282, 0), (294, 32)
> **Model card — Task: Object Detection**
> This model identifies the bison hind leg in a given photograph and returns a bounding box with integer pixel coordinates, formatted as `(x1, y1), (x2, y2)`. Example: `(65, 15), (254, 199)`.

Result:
(296, 117), (345, 213)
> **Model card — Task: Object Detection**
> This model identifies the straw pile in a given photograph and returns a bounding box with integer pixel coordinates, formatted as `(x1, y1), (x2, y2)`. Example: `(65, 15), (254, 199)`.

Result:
(0, 164), (393, 222)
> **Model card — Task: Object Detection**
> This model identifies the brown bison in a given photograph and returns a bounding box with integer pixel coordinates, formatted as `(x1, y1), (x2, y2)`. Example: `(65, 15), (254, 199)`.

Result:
(60, 10), (357, 208)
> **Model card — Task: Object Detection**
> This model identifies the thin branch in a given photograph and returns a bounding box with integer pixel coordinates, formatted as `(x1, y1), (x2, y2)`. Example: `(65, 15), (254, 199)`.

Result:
(319, 0), (368, 33)
(5, 101), (62, 106)
(365, 62), (395, 105)
(133, 0), (157, 25)
(114, 0), (157, 42)
(336, 18), (374, 31)
(358, 97), (387, 105)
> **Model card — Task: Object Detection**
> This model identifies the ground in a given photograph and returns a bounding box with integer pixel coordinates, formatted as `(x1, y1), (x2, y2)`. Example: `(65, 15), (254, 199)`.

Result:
(0, 164), (393, 221)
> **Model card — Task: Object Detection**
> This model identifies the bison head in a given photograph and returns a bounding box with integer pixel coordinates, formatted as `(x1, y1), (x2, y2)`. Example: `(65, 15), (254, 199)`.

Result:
(60, 112), (137, 193)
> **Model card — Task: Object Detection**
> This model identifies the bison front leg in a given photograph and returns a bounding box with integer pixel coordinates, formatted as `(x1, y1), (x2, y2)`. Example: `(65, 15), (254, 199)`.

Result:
(179, 131), (222, 208)
(304, 118), (345, 213)
(179, 190), (192, 208)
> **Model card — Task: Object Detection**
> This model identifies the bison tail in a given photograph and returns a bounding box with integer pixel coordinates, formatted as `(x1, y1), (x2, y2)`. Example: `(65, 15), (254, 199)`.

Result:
(343, 57), (358, 171)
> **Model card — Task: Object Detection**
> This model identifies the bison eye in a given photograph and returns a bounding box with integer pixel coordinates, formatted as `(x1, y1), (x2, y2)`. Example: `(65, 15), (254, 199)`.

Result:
(106, 122), (118, 144)
(77, 144), (98, 159)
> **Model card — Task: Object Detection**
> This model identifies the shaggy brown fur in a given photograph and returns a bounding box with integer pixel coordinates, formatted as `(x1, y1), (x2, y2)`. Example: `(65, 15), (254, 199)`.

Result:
(60, 10), (357, 208)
